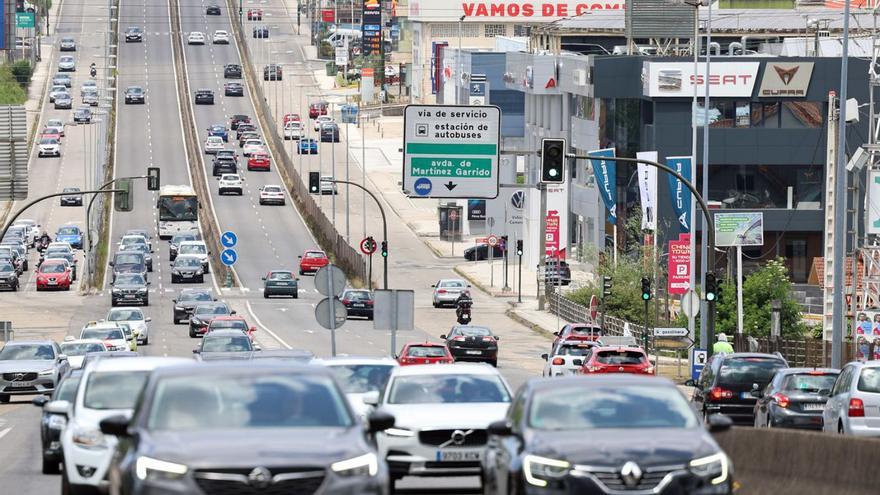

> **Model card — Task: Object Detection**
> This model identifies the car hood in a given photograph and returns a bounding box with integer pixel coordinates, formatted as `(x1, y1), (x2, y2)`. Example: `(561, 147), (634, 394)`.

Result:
(0, 269), (16, 277)
(382, 403), (509, 430)
(68, 356), (85, 369)
(56, 234), (81, 240)
(0, 360), (56, 373)
(174, 265), (202, 273)
(114, 283), (146, 290)
(115, 264), (145, 273)
(526, 428), (719, 467)
(145, 428), (367, 467)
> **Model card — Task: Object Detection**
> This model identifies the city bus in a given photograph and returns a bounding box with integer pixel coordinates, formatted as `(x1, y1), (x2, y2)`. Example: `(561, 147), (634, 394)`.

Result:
(156, 185), (198, 239)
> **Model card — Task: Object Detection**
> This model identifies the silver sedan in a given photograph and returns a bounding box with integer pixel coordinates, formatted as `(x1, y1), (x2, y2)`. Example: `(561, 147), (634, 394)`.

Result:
(431, 279), (470, 308)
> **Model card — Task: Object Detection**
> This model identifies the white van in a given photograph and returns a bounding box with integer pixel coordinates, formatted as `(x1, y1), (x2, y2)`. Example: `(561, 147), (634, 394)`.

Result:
(324, 29), (362, 47)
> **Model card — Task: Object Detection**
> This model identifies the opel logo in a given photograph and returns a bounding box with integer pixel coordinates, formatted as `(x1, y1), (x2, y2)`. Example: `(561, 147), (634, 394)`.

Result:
(620, 461), (643, 488)
(247, 467), (272, 489)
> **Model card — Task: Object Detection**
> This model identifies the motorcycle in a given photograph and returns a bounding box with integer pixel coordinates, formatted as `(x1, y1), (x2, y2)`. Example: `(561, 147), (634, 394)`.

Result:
(90, 64), (97, 78)
(455, 296), (472, 325)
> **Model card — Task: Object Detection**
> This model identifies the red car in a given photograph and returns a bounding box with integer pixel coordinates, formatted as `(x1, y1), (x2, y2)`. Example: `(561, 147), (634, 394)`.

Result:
(247, 152), (271, 171)
(552, 322), (604, 347)
(579, 346), (654, 375)
(40, 129), (62, 141)
(298, 250), (329, 275)
(308, 102), (327, 119)
(36, 260), (72, 291)
(397, 342), (454, 366)
(283, 113), (301, 125)
(207, 315), (257, 342)
(247, 8), (262, 20)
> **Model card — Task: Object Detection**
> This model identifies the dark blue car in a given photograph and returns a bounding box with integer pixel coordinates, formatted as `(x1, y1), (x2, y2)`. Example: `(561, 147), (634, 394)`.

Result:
(55, 225), (83, 249)
(206, 123), (229, 142)
(298, 138), (318, 154)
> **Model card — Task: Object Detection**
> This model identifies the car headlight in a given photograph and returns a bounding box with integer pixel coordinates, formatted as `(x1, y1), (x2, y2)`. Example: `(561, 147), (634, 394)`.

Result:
(384, 427), (414, 437)
(689, 452), (729, 486)
(195, 269), (203, 275)
(136, 456), (188, 481)
(171, 269), (180, 275)
(72, 426), (106, 449)
(137, 288), (147, 294)
(523, 455), (570, 487)
(331, 453), (378, 477)
(112, 288), (121, 294)
(191, 317), (202, 325)
(38, 368), (54, 376)
(8, 276), (16, 281)
(174, 306), (184, 311)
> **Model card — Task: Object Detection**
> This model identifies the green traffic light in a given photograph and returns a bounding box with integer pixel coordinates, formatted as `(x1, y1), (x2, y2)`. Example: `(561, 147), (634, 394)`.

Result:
(706, 293), (716, 302)
(642, 293), (650, 301)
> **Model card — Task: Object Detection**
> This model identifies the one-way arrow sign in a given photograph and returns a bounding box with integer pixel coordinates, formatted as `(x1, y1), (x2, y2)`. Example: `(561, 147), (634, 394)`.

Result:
(444, 181), (457, 191)
(221, 230), (238, 248)
(220, 248), (238, 266)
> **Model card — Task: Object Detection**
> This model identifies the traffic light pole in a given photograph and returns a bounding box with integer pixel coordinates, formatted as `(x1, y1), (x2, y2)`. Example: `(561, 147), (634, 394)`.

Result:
(85, 175), (149, 253)
(329, 179), (388, 289)
(537, 182), (548, 310)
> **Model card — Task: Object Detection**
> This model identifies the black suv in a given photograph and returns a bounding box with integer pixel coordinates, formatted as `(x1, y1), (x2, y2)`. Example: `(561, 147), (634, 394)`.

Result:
(205, 4), (221, 14)
(689, 352), (788, 425)
(212, 156), (238, 176)
(124, 85), (145, 104)
(253, 25), (269, 38)
(124, 26), (143, 42)
(194, 89), (214, 104)
(224, 82), (243, 97)
(320, 123), (340, 142)
(223, 63), (242, 79)
(263, 63), (282, 81)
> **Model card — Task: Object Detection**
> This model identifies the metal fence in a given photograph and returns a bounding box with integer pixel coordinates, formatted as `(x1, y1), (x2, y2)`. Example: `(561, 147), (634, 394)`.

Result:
(548, 288), (651, 345)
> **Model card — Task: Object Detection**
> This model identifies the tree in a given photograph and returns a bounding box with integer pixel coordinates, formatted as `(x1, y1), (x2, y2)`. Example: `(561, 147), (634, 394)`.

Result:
(568, 251), (660, 326)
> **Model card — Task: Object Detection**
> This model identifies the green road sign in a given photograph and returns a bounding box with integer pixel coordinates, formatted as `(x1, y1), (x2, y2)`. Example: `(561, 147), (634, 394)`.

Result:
(16, 13), (35, 29)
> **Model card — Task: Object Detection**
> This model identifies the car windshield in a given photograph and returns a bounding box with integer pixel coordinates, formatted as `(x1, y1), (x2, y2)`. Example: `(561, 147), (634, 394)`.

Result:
(122, 236), (145, 245)
(172, 234), (197, 244)
(558, 345), (593, 356)
(114, 253), (143, 265)
(202, 335), (252, 352)
(61, 342), (105, 356)
(780, 373), (838, 393)
(529, 385), (699, 430)
(56, 375), (82, 402)
(305, 252), (325, 259)
(264, 186), (282, 193)
(328, 364), (394, 394)
(268, 272), (294, 281)
(570, 326), (602, 336)
(0, 262), (14, 272)
(596, 350), (646, 365)
(211, 320), (247, 331)
(40, 138), (58, 145)
(81, 328), (124, 340)
(41, 263), (66, 274)
(175, 257), (201, 268)
(108, 309), (144, 321)
(718, 357), (787, 385)
(195, 304), (229, 315)
(180, 291), (212, 302)
(115, 274), (145, 285)
(858, 368), (880, 393)
(63, 188), (79, 193)
(439, 280), (465, 288)
(84, 371), (149, 410)
(180, 244), (206, 255)
(454, 326), (491, 337)
(343, 291), (370, 301)
(127, 87), (143, 94)
(0, 344), (55, 360)
(599, 337), (638, 347)
(388, 374), (510, 404)
(406, 346), (447, 358)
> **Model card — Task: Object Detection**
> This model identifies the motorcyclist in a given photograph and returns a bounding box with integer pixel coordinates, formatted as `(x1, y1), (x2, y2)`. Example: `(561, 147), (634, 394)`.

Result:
(90, 62), (97, 77)
(455, 292), (472, 325)
(38, 231), (51, 251)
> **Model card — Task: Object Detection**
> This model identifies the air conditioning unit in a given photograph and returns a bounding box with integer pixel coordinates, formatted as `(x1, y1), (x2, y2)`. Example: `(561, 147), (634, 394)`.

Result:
(573, 69), (587, 86)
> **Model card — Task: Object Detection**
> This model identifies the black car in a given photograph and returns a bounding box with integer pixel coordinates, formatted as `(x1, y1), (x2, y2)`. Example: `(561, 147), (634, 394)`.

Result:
(194, 89), (214, 105)
(124, 86), (145, 104)
(320, 123), (340, 143)
(123, 243), (153, 272)
(262, 270), (298, 298)
(101, 362), (393, 495)
(253, 25), (269, 38)
(441, 325), (499, 366)
(60, 187), (83, 206)
(223, 64), (242, 79)
(0, 261), (19, 291)
(483, 375), (734, 495)
(124, 26), (143, 42)
(189, 301), (233, 338)
(235, 123), (256, 139)
(224, 82), (243, 97)
(32, 369), (83, 474)
(689, 352), (789, 425)
(752, 367), (839, 430)
(171, 255), (205, 284)
(172, 288), (215, 324)
(211, 156), (237, 176)
(205, 4), (221, 14)
(464, 244), (505, 261)
(110, 251), (148, 283)
(544, 259), (572, 286)
(229, 114), (250, 130)
(110, 272), (149, 306)
(339, 289), (373, 319)
(169, 232), (200, 262)
(263, 63), (282, 81)
(73, 107), (91, 123)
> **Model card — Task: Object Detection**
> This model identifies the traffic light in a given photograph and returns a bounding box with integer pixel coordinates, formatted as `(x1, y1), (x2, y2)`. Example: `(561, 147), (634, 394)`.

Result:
(365, 236), (376, 253)
(147, 167), (160, 191)
(308, 172), (320, 194)
(602, 276), (613, 297)
(705, 273), (718, 302)
(540, 138), (566, 183)
(114, 178), (133, 212)
(641, 277), (651, 301)
(380, 240), (388, 258)
(516, 239), (523, 256)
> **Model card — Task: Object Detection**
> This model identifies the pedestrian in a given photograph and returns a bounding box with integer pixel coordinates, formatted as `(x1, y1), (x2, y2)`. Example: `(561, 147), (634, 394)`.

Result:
(713, 333), (734, 354)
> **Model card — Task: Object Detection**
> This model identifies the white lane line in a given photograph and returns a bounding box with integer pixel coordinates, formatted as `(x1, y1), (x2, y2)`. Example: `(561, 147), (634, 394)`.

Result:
(245, 300), (292, 349)
(0, 427), (12, 441)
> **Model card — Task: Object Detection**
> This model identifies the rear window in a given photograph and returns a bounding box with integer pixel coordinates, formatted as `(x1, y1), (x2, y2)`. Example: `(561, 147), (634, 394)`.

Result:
(558, 345), (592, 356)
(571, 326), (602, 336)
(305, 252), (325, 258)
(718, 357), (787, 386)
(858, 368), (880, 393)
(406, 346), (447, 358)
(596, 350), (646, 365)
(781, 373), (838, 393)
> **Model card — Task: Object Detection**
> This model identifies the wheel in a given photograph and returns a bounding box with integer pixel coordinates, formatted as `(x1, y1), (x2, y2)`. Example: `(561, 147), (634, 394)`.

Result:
(42, 455), (60, 474)
(171, 275), (178, 283)
(173, 317), (179, 324)
(263, 291), (269, 299)
(0, 394), (8, 403)
(143, 335), (149, 345)
(293, 291), (298, 299)
(198, 275), (205, 283)
(189, 327), (196, 338)
(839, 421), (845, 435)
(298, 269), (304, 275)
(110, 299), (116, 306)
(148, 264), (153, 272)
(259, 200), (264, 205)
(433, 301), (439, 308)
(143, 297), (149, 306)
(490, 360), (498, 367)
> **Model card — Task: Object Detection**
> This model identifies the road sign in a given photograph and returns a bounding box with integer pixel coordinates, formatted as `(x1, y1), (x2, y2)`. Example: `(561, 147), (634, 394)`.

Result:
(16, 12), (35, 29)
(360, 237), (377, 255)
(653, 327), (688, 337)
(681, 290), (700, 318)
(374, 290), (415, 331)
(692, 348), (708, 381)
(402, 105), (500, 199)
(220, 248), (237, 266)
(589, 295), (599, 321)
(334, 47), (348, 66)
(220, 231), (238, 248)
(314, 265), (346, 297)
(714, 212), (764, 247)
(315, 298), (347, 330)
(487, 234), (498, 247)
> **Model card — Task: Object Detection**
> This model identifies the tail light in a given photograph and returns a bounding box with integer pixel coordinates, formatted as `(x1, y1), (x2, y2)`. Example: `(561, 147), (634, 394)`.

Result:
(848, 398), (865, 417)
(551, 357), (565, 366)
(771, 393), (790, 408)
(452, 336), (466, 342)
(709, 387), (734, 401)
(644, 366), (655, 375)
(367, 300), (374, 306)
(341, 299), (349, 305)
(437, 289), (447, 294)
(482, 337), (495, 342)
(398, 357), (408, 364)
(585, 366), (602, 373)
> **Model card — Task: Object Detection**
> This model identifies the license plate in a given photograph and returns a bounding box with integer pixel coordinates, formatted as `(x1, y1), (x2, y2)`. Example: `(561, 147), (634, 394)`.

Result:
(740, 392), (755, 400)
(802, 403), (824, 411)
(436, 450), (481, 462)
(466, 350), (482, 355)
(182, 273), (192, 278)
(352, 303), (365, 307)
(276, 282), (290, 286)
(48, 280), (57, 285)
(123, 294), (135, 298)
(10, 381), (32, 387)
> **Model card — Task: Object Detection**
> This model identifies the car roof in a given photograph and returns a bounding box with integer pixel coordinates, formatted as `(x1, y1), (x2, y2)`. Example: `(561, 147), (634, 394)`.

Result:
(108, 306), (144, 313)
(87, 356), (189, 373)
(152, 361), (331, 380)
(391, 362), (500, 377)
(62, 339), (107, 346)
(2, 340), (56, 346)
(527, 374), (678, 392)
(591, 345), (646, 353)
(83, 322), (124, 330)
(211, 315), (246, 321)
(776, 367), (839, 375)
(317, 356), (398, 366)
(179, 240), (206, 246)
(717, 352), (787, 362)
(204, 329), (250, 337)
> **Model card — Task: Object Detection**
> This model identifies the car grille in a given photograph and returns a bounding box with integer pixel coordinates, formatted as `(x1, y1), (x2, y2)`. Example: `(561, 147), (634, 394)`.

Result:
(3, 385), (37, 392)
(3, 372), (37, 381)
(193, 467), (325, 495)
(591, 467), (676, 491)
(419, 429), (487, 447)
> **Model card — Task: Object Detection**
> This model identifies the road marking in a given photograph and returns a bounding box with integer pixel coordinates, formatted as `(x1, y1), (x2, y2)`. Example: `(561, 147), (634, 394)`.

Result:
(245, 300), (292, 349)
(0, 427), (12, 441)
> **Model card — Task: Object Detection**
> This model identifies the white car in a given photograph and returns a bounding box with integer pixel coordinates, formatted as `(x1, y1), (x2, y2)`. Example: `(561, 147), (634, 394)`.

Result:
(824, 360), (880, 436)
(58, 55), (76, 71)
(59, 338), (108, 369)
(212, 30), (229, 44)
(283, 121), (303, 140)
(372, 364), (512, 485)
(177, 240), (209, 273)
(242, 138), (265, 157)
(60, 357), (188, 493)
(187, 31), (206, 45)
(79, 322), (129, 351)
(258, 184), (285, 205)
(105, 307), (151, 345)
(12, 219), (40, 245)
(80, 80), (97, 96)
(118, 234), (148, 252)
(313, 115), (334, 132)
(47, 241), (73, 253)
(45, 118), (66, 136)
(204, 135), (225, 154)
(49, 85), (68, 102)
(82, 89), (98, 106)
(218, 173), (243, 195)
(38, 137), (61, 157)
(318, 356), (398, 421)
(431, 279), (470, 307)
(541, 340), (594, 377)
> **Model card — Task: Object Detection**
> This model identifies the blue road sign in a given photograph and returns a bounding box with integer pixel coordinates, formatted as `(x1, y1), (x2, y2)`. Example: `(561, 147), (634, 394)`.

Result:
(691, 348), (707, 382)
(220, 248), (238, 266)
(220, 231), (238, 248)
(413, 177), (432, 196)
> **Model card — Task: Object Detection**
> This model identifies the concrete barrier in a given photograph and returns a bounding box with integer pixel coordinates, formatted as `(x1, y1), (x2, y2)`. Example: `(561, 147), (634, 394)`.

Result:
(715, 426), (880, 494)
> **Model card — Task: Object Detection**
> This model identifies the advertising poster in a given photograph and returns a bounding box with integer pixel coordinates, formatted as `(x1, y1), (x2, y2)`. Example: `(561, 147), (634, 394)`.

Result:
(666, 156), (692, 233)
(362, 0), (382, 57)
(467, 199), (486, 220)
(668, 233), (691, 294)
(589, 148), (617, 225)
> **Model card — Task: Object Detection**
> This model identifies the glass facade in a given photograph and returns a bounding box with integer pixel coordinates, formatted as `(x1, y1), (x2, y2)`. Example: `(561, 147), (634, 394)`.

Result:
(707, 164), (823, 209)
(695, 101), (823, 128)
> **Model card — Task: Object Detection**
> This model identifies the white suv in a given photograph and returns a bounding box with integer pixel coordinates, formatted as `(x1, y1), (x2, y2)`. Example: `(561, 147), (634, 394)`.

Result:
(823, 360), (880, 436)
(105, 307), (151, 345)
(283, 121), (303, 140)
(218, 173), (243, 195)
(60, 357), (188, 493)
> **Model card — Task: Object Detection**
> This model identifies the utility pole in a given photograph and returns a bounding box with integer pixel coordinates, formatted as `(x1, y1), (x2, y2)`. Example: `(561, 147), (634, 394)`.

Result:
(699, 0), (713, 351)
(537, 182), (548, 310)
(823, 90), (839, 367)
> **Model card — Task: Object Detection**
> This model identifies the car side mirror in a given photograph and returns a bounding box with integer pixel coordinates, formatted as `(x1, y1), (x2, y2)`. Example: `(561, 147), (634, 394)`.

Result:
(684, 379), (696, 387)
(172, 299), (177, 303)
(250, 326), (256, 332)
(362, 391), (379, 406)
(57, 354), (67, 362)
(192, 349), (200, 354)
(494, 335), (501, 340)
(440, 334), (446, 340)
(109, 261), (114, 266)
(44, 399), (71, 416)
(261, 277), (266, 281)
(487, 420), (514, 437)
(367, 410), (395, 433)
(552, 331), (559, 336)
(145, 317), (152, 322)
(99, 415), (131, 437)
(147, 281), (151, 285)
(706, 414), (733, 433)
(32, 395), (49, 407)
(230, 310), (236, 315)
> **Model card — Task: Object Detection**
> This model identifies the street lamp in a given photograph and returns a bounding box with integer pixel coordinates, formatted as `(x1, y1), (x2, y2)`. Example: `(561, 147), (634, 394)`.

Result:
(457, 15), (466, 105)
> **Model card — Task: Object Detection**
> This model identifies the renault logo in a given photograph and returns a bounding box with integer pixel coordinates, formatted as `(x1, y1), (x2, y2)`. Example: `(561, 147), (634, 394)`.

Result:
(620, 461), (643, 488)
(440, 429), (474, 448)
(247, 467), (272, 489)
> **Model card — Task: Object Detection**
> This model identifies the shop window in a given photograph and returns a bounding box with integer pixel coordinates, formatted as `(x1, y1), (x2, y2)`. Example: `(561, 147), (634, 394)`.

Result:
(709, 164), (823, 209)
(484, 24), (506, 38)
(432, 23), (479, 38)
(513, 25), (531, 37)
(781, 102), (823, 128)
(735, 102), (750, 128)
(574, 95), (594, 120)
(756, 103), (780, 128)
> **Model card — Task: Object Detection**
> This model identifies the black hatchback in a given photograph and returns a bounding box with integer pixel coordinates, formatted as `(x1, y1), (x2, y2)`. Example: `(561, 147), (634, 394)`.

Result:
(441, 325), (499, 366)
(689, 352), (788, 425)
(752, 367), (839, 430)
(223, 64), (242, 79)
(340, 289), (372, 318)
(194, 89), (214, 105)
(205, 4), (221, 14)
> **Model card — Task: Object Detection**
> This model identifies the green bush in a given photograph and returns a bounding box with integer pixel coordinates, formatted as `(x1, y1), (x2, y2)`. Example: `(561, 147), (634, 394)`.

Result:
(0, 65), (27, 104)
(11, 60), (32, 89)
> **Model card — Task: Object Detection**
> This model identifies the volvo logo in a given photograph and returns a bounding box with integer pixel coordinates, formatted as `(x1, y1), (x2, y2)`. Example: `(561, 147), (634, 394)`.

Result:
(440, 429), (474, 448)
(620, 461), (643, 488)
(510, 191), (525, 210)
(247, 467), (272, 489)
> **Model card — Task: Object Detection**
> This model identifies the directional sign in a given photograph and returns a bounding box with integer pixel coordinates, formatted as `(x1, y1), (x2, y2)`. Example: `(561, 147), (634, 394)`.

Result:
(220, 231), (238, 248)
(402, 105), (500, 199)
(653, 327), (688, 337)
(220, 248), (238, 266)
(16, 12), (35, 29)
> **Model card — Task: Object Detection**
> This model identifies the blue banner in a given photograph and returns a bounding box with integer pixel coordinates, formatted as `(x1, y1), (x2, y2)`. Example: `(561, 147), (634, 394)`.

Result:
(0, 0), (5, 50)
(589, 148), (617, 225)
(666, 156), (692, 233)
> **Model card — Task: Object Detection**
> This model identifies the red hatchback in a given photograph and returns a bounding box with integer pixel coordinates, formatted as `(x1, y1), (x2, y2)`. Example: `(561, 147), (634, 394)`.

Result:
(36, 260), (72, 291)
(247, 8), (262, 20)
(308, 102), (327, 119)
(298, 250), (329, 275)
(552, 322), (603, 347)
(580, 346), (654, 375)
(398, 342), (454, 366)
(247, 152), (271, 171)
(283, 113), (301, 125)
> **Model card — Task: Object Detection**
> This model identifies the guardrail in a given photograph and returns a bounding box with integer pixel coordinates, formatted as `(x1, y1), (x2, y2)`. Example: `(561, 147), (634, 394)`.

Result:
(548, 287), (651, 344)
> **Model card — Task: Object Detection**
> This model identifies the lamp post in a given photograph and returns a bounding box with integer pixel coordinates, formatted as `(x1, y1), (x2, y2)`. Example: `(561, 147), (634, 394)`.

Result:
(456, 15), (465, 105)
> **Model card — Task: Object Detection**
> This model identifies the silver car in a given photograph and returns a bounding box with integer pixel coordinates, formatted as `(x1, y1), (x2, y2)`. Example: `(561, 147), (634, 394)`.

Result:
(823, 360), (880, 436)
(431, 279), (470, 308)
(58, 55), (76, 72)
(0, 340), (69, 402)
